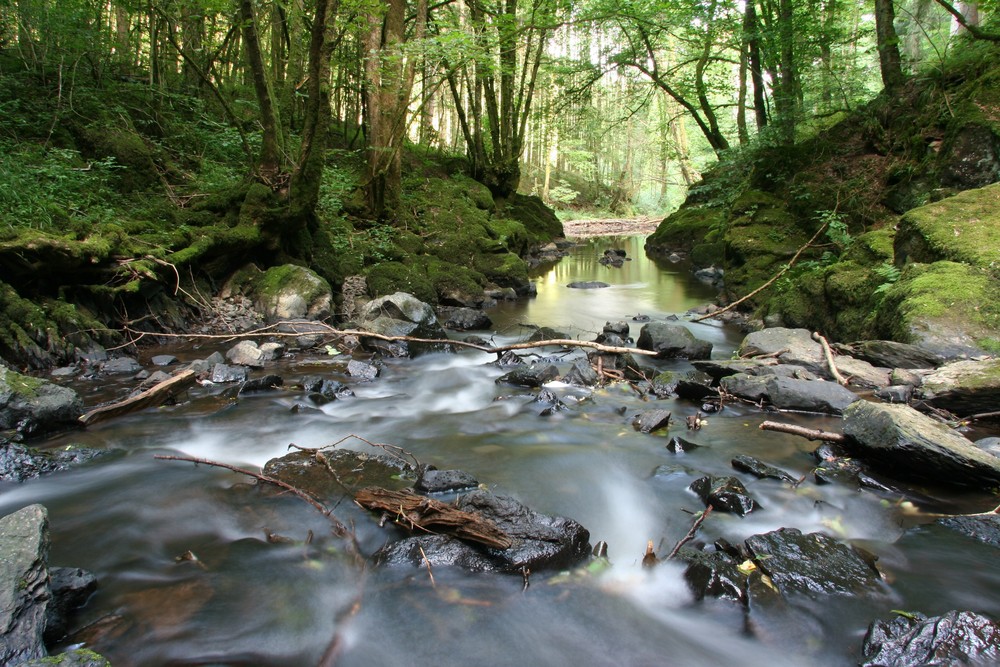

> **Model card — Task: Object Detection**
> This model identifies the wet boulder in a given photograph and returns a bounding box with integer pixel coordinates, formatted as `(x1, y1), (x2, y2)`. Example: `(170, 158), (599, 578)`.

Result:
(812, 442), (893, 491)
(836, 340), (944, 369)
(683, 550), (745, 603)
(374, 490), (591, 573)
(861, 610), (1000, 667)
(150, 354), (178, 367)
(603, 321), (630, 338)
(719, 373), (770, 404)
(692, 359), (774, 382)
(689, 475), (760, 516)
(598, 248), (627, 266)
(238, 374), (284, 394)
(101, 356), (142, 375)
(937, 513), (1000, 549)
(359, 292), (452, 357)
(745, 528), (883, 596)
(440, 307), (492, 331)
(347, 359), (380, 381)
(731, 455), (797, 484)
(636, 323), (713, 360)
(842, 400), (1000, 488)
(308, 379), (354, 405)
(674, 370), (718, 401)
(561, 359), (599, 387)
(225, 340), (266, 368)
(631, 409), (672, 434)
(496, 364), (559, 388)
(210, 363), (249, 384)
(765, 377), (859, 415)
(415, 467), (479, 493)
(567, 281), (609, 289)
(0, 366), (83, 437)
(666, 436), (700, 453)
(0, 441), (104, 483)
(45, 567), (97, 644)
(918, 358), (1000, 417)
(263, 449), (413, 501)
(0, 504), (50, 665)
(738, 328), (827, 375)
(532, 388), (567, 416)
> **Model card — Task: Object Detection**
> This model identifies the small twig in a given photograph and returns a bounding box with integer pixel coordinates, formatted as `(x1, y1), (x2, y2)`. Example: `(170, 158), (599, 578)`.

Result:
(418, 545), (437, 588)
(759, 420), (847, 443)
(666, 505), (713, 560)
(812, 331), (848, 386)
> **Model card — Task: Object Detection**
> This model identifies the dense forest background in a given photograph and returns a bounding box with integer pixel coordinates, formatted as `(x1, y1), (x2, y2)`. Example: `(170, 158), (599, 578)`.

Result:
(1, 0), (998, 367)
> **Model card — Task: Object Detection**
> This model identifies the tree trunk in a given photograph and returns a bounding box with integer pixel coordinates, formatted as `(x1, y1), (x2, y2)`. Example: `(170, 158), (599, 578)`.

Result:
(240, 0), (285, 183)
(875, 0), (905, 93)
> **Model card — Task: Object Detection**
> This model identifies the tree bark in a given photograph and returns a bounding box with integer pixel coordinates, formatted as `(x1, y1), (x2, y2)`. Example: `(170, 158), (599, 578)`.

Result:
(240, 0), (285, 183)
(875, 0), (906, 93)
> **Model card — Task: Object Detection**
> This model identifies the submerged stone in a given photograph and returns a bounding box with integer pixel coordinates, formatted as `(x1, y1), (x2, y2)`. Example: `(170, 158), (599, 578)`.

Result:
(414, 468), (479, 493)
(631, 409), (672, 434)
(689, 475), (759, 516)
(731, 455), (797, 483)
(496, 364), (559, 388)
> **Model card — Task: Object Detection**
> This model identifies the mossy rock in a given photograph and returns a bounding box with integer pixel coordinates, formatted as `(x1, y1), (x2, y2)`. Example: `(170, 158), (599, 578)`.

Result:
(895, 182), (1000, 270)
(424, 257), (485, 305)
(646, 206), (725, 255)
(475, 251), (529, 290)
(365, 261), (436, 304)
(876, 261), (1000, 357)
(843, 228), (896, 264)
(690, 241), (726, 267)
(251, 264), (332, 322)
(501, 193), (563, 246)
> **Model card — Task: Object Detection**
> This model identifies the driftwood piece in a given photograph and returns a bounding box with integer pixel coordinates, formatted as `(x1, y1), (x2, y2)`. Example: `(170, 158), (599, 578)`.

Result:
(759, 420), (847, 443)
(354, 486), (513, 550)
(79, 369), (197, 426)
(812, 331), (848, 386)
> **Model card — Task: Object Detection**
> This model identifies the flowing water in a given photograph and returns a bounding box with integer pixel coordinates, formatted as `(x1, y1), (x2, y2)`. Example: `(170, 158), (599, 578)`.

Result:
(3, 235), (999, 666)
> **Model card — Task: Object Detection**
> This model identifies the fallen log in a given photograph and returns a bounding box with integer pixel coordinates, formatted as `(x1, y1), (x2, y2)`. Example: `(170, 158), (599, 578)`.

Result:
(354, 486), (513, 550)
(759, 420), (847, 443)
(79, 369), (197, 426)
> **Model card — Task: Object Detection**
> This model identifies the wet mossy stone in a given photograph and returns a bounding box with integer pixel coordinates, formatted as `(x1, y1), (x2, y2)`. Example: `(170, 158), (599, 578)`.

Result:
(365, 261), (436, 305)
(645, 206), (725, 255)
(0, 367), (82, 436)
(842, 400), (1000, 489)
(918, 358), (1000, 417)
(251, 264), (332, 322)
(861, 611), (1000, 667)
(745, 528), (883, 597)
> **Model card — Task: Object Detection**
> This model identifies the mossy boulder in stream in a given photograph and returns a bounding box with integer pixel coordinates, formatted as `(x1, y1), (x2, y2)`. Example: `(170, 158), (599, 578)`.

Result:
(250, 264), (332, 322)
(0, 366), (82, 436)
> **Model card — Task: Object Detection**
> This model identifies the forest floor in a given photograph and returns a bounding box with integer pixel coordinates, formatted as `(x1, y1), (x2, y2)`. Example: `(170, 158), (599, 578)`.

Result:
(561, 216), (660, 238)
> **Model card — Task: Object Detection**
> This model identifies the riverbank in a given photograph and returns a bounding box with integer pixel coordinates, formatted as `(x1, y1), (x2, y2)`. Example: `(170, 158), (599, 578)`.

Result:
(562, 216), (660, 238)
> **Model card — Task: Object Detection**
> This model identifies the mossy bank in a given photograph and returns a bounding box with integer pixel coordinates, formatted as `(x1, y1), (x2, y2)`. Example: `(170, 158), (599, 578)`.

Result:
(647, 38), (1000, 356)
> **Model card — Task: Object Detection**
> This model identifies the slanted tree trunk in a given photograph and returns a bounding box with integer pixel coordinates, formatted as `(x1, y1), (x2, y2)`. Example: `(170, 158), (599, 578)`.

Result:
(240, 0), (285, 183)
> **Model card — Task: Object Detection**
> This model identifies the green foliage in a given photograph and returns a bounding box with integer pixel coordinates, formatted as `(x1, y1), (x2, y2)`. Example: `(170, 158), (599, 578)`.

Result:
(0, 142), (123, 231)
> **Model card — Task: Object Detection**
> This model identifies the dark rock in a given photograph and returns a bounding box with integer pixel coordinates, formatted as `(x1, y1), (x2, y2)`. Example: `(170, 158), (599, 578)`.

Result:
(533, 388), (567, 415)
(765, 377), (860, 415)
(0, 367), (83, 436)
(150, 355), (178, 367)
(138, 370), (172, 389)
(414, 468), (479, 493)
(567, 281), (610, 289)
(359, 292), (452, 356)
(689, 475), (760, 516)
(598, 249), (626, 267)
(239, 375), (284, 394)
(492, 351), (525, 367)
(101, 356), (142, 374)
(692, 359), (772, 381)
(442, 307), (492, 331)
(694, 265), (725, 286)
(347, 360), (380, 381)
(0, 442), (104, 483)
(683, 550), (745, 603)
(45, 567), (97, 643)
(842, 400), (1000, 488)
(259, 342), (285, 361)
(373, 490), (591, 573)
(632, 314), (651, 322)
(594, 332), (625, 346)
(666, 436), (700, 453)
(719, 374), (770, 403)
(464, 335), (489, 347)
(919, 359), (1000, 417)
(675, 371), (718, 401)
(561, 359), (599, 387)
(940, 122), (1000, 189)
(636, 322), (713, 360)
(524, 326), (569, 342)
(225, 340), (266, 368)
(937, 514), (1000, 548)
(603, 321), (630, 337)
(649, 371), (679, 398)
(631, 409), (672, 434)
(811, 443), (894, 491)
(837, 340), (944, 369)
(0, 504), (49, 665)
(861, 610), (1000, 667)
(745, 528), (883, 596)
(210, 363), (249, 384)
(309, 380), (355, 404)
(731, 455), (797, 483)
(874, 384), (913, 404)
(496, 364), (559, 388)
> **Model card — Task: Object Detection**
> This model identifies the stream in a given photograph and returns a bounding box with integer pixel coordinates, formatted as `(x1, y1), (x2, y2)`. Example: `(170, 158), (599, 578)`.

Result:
(4, 235), (1000, 666)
